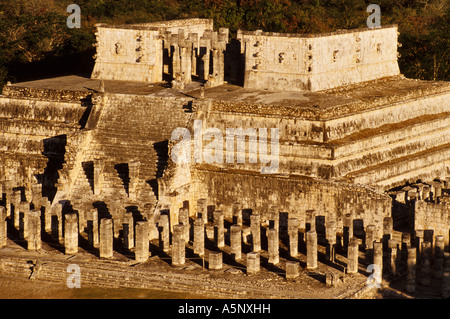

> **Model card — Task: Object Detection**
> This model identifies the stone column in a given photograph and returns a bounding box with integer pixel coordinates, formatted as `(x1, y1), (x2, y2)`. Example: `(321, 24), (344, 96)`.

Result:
(343, 213), (353, 249)
(128, 161), (140, 201)
(93, 160), (104, 196)
(179, 207), (190, 242)
(51, 203), (64, 242)
(401, 233), (411, 267)
(285, 261), (299, 279)
(172, 224), (185, 266)
(197, 198), (207, 224)
(373, 241), (383, 285)
(415, 229), (424, 255)
(288, 218), (299, 258)
(213, 210), (224, 248)
(420, 241), (432, 286)
(347, 237), (359, 274)
(42, 197), (52, 233)
(64, 213), (78, 255)
(194, 218), (205, 257)
(232, 203), (242, 226)
(325, 220), (337, 262)
(123, 212), (134, 250)
(230, 225), (242, 261)
(247, 252), (260, 274)
(209, 251), (222, 270)
(268, 228), (279, 265)
(99, 218), (113, 258)
(12, 190), (21, 229)
(435, 235), (445, 279)
(87, 209), (99, 248)
(31, 184), (42, 208)
(305, 210), (315, 233)
(250, 214), (261, 252)
(0, 206), (6, 248)
(27, 210), (41, 252)
(382, 217), (393, 247)
(18, 201), (30, 239)
(135, 220), (149, 262)
(406, 247), (417, 293)
(306, 230), (318, 270)
(159, 214), (170, 253)
(442, 253), (450, 298)
(387, 239), (398, 275)
(269, 206), (279, 233)
(365, 224), (376, 262)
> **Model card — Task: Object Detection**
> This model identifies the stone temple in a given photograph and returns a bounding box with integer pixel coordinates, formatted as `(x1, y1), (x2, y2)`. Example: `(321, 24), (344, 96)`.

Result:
(0, 18), (449, 298)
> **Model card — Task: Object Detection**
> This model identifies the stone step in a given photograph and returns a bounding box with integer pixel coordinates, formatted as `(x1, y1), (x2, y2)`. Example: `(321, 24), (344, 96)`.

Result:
(344, 143), (450, 189)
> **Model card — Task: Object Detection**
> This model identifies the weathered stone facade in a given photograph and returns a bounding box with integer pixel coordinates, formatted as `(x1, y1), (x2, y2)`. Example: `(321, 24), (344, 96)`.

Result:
(0, 18), (449, 297)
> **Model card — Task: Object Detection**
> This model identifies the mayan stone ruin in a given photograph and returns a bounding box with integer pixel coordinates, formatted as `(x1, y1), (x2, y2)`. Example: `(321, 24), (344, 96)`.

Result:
(0, 17), (449, 299)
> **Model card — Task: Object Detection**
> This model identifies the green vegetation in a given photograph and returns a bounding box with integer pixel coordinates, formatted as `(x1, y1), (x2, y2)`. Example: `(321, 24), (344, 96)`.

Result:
(0, 0), (448, 87)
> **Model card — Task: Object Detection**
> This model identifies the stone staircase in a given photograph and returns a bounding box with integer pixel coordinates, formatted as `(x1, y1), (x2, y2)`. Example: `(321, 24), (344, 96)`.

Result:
(59, 93), (194, 211)
(0, 88), (87, 197)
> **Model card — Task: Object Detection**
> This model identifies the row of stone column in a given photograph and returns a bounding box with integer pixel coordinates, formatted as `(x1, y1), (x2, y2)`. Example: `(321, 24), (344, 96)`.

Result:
(166, 28), (229, 89)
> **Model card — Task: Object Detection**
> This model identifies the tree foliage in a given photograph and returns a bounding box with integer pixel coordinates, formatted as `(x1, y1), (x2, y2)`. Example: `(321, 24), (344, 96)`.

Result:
(0, 0), (448, 86)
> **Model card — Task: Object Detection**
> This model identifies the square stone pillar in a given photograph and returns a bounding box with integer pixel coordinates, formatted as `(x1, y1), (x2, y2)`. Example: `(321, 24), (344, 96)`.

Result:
(246, 252), (260, 274)
(193, 217), (205, 257)
(172, 224), (185, 266)
(373, 241), (383, 285)
(232, 203), (242, 226)
(179, 207), (190, 242)
(347, 237), (359, 274)
(401, 233), (411, 267)
(415, 229), (424, 255)
(128, 161), (140, 201)
(268, 228), (279, 265)
(87, 209), (99, 248)
(18, 201), (30, 239)
(213, 210), (224, 248)
(306, 230), (318, 270)
(11, 190), (21, 228)
(250, 214), (261, 252)
(197, 198), (207, 224)
(325, 220), (337, 262)
(285, 261), (299, 279)
(230, 225), (242, 261)
(99, 218), (113, 258)
(93, 160), (104, 196)
(365, 224), (376, 261)
(269, 206), (279, 233)
(387, 239), (398, 275)
(0, 207), (6, 248)
(406, 247), (417, 293)
(51, 203), (64, 242)
(42, 197), (51, 233)
(135, 220), (149, 262)
(382, 217), (393, 247)
(343, 213), (353, 249)
(288, 218), (299, 258)
(26, 210), (41, 252)
(420, 241), (432, 286)
(159, 214), (170, 253)
(435, 235), (445, 279)
(305, 210), (315, 233)
(208, 251), (222, 270)
(64, 213), (78, 255)
(123, 212), (134, 250)
(442, 253), (450, 298)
